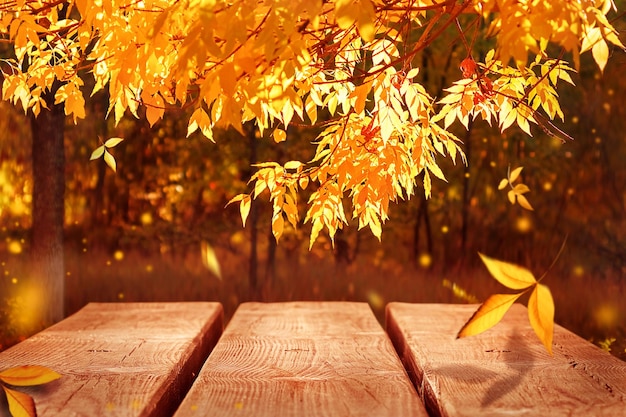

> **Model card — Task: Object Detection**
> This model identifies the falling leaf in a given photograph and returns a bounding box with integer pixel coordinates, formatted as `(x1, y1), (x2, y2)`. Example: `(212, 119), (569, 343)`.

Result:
(103, 150), (117, 172)
(528, 284), (555, 354)
(89, 145), (104, 161)
(2, 385), (36, 417)
(478, 253), (537, 290)
(516, 194), (534, 211)
(509, 166), (523, 183)
(0, 366), (61, 386)
(457, 293), (523, 338)
(200, 241), (222, 280)
(104, 137), (124, 148)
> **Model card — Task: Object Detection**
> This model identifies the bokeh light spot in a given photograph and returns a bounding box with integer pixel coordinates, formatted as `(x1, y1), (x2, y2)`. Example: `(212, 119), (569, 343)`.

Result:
(418, 253), (432, 268)
(7, 240), (22, 254)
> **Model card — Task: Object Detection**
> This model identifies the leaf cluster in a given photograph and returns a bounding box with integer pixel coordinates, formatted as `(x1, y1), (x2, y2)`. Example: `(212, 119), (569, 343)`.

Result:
(458, 254), (555, 354)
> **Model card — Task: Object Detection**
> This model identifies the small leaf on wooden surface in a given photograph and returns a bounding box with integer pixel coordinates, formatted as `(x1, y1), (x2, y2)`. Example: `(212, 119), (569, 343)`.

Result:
(528, 284), (555, 355)
(479, 253), (537, 289)
(2, 385), (36, 417)
(0, 366), (61, 386)
(457, 292), (523, 338)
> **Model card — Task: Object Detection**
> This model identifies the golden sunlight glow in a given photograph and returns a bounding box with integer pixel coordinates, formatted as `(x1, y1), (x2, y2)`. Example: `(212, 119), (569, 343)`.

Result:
(418, 253), (432, 268)
(7, 240), (22, 254)
(515, 216), (533, 233)
(594, 304), (619, 329)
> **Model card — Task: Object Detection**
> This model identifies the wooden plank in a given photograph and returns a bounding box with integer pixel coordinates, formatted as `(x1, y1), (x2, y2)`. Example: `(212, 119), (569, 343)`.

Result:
(386, 302), (626, 417)
(0, 302), (223, 417)
(174, 302), (427, 417)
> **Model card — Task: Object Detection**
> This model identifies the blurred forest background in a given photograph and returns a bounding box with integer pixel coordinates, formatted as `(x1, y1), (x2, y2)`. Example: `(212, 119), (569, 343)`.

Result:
(0, 30), (625, 360)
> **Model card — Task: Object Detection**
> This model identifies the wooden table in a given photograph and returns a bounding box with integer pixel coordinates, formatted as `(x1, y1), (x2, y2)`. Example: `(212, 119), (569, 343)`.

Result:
(386, 302), (626, 417)
(1, 301), (625, 416)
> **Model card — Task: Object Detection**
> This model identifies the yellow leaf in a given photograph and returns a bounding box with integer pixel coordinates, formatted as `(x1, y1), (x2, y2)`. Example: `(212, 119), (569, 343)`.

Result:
(512, 183), (530, 194)
(355, 0), (376, 42)
(509, 166), (523, 184)
(497, 178), (509, 190)
(299, 176), (309, 190)
(507, 189), (516, 205)
(89, 145), (104, 161)
(528, 284), (555, 355)
(457, 293), (523, 338)
(2, 386), (35, 417)
(272, 213), (284, 242)
(478, 253), (537, 290)
(516, 194), (534, 211)
(335, 0), (376, 42)
(104, 137), (124, 148)
(226, 194), (245, 206)
(406, 68), (419, 79)
(103, 150), (117, 173)
(200, 241), (222, 280)
(0, 366), (61, 386)
(309, 218), (323, 250)
(592, 40), (609, 72)
(284, 160), (302, 171)
(240, 196), (251, 227)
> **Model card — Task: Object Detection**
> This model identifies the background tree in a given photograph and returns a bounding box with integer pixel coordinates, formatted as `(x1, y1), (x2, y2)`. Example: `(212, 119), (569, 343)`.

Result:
(0, 0), (623, 331)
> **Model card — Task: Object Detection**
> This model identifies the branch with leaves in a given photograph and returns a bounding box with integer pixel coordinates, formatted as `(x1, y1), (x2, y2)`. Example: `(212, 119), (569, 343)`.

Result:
(499, 166), (534, 211)
(0, 0), (622, 246)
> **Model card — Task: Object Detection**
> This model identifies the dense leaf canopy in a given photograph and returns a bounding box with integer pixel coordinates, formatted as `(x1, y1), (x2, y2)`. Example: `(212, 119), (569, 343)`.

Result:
(0, 0), (622, 247)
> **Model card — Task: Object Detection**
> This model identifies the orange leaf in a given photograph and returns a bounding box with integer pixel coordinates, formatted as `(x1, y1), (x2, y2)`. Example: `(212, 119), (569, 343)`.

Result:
(478, 253), (537, 290)
(457, 292), (523, 338)
(0, 366), (61, 386)
(273, 128), (286, 143)
(2, 385), (36, 417)
(528, 284), (555, 355)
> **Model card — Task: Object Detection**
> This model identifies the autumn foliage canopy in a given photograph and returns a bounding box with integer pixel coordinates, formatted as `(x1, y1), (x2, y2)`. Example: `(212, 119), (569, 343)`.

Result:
(1, 0), (622, 246)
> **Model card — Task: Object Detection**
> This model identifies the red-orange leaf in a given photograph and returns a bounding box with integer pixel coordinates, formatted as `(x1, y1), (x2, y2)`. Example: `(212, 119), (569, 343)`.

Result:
(457, 292), (523, 338)
(0, 366), (61, 386)
(528, 284), (555, 355)
(2, 385), (36, 417)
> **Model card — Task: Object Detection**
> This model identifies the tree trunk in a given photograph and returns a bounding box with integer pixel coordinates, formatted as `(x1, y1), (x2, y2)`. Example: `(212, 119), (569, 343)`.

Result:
(29, 91), (65, 330)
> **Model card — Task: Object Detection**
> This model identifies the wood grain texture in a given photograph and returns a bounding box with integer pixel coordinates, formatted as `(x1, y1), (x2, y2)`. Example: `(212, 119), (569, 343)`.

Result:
(386, 303), (626, 417)
(174, 302), (427, 417)
(0, 302), (223, 417)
